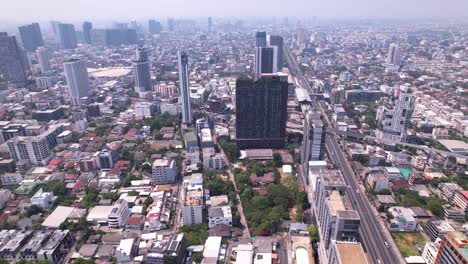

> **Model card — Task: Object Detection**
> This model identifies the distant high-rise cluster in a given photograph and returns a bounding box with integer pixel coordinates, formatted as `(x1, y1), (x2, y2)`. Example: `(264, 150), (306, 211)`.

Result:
(63, 58), (91, 105)
(18, 23), (44, 51)
(178, 51), (192, 124)
(148, 19), (163, 34)
(254, 31), (283, 76)
(208, 17), (213, 33)
(0, 32), (27, 84)
(132, 47), (152, 93)
(236, 73), (288, 149)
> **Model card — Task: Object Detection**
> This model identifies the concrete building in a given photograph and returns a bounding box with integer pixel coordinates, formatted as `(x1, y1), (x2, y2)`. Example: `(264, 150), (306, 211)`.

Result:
(132, 47), (152, 93)
(18, 23), (44, 51)
(57, 23), (77, 49)
(208, 206), (232, 228)
(108, 199), (131, 228)
(200, 128), (214, 148)
(0, 189), (11, 209)
(453, 191), (468, 214)
(0, 231), (33, 262)
(146, 233), (186, 264)
(18, 231), (51, 262)
(434, 232), (468, 264)
(134, 102), (155, 119)
(328, 241), (368, 264)
(387, 43), (401, 66)
(376, 87), (416, 142)
(388, 206), (417, 231)
(36, 47), (51, 73)
(0, 32), (27, 84)
(63, 58), (91, 105)
(183, 176), (204, 225)
(30, 188), (54, 209)
(422, 240), (440, 264)
(98, 149), (118, 170)
(178, 51), (192, 124)
(115, 238), (135, 262)
(202, 236), (222, 264)
(302, 112), (326, 172)
(152, 159), (177, 185)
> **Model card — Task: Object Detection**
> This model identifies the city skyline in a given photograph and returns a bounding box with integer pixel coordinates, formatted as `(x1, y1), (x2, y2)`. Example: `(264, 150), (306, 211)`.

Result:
(1, 0), (468, 24)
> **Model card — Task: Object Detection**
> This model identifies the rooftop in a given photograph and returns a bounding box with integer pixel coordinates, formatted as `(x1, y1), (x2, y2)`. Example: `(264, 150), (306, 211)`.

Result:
(335, 241), (368, 264)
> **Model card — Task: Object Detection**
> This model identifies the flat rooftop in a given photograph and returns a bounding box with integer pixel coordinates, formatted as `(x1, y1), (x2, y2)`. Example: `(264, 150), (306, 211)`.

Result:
(329, 190), (345, 215)
(321, 170), (345, 187)
(335, 241), (368, 264)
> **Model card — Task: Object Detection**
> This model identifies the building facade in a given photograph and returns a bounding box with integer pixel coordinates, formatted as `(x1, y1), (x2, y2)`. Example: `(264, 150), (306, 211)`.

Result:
(178, 51), (192, 124)
(63, 58), (91, 105)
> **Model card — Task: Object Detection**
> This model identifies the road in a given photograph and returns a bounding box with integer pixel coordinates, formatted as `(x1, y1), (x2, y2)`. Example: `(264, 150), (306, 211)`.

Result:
(285, 44), (403, 264)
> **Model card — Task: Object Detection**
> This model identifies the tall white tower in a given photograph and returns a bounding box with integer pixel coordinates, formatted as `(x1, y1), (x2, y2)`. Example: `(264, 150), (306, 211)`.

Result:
(36, 46), (51, 73)
(178, 51), (192, 124)
(63, 58), (90, 105)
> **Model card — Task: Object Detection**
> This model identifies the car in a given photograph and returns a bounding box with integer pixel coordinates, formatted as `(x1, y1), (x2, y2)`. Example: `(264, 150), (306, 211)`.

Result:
(384, 241), (389, 247)
(356, 189), (360, 194)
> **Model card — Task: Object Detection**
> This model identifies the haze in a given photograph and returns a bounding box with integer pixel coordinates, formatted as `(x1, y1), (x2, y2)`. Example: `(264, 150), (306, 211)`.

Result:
(2, 0), (468, 22)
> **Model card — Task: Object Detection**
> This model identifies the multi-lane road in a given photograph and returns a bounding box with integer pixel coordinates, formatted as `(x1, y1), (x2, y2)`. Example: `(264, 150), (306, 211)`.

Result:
(285, 45), (403, 264)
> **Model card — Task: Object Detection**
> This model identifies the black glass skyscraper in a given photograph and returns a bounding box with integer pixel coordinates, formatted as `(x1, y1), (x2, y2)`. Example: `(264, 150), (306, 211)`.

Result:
(235, 73), (288, 149)
(18, 23), (44, 51)
(269, 35), (284, 71)
(0, 32), (27, 84)
(132, 47), (152, 93)
(58, 23), (77, 49)
(83, 21), (92, 44)
(255, 31), (267, 47)
(148, 19), (162, 34)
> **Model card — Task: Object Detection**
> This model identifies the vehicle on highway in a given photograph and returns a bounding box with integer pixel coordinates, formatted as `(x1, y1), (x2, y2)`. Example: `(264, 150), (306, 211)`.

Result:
(356, 189), (360, 194)
(384, 241), (389, 248)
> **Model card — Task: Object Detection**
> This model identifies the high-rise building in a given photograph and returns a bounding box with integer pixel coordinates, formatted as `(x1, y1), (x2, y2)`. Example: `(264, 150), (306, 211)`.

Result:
(0, 32), (27, 84)
(255, 47), (276, 75)
(148, 19), (162, 34)
(387, 43), (401, 66)
(36, 47), (51, 73)
(82, 21), (92, 44)
(58, 23), (77, 49)
(302, 112), (326, 172)
(152, 159), (177, 185)
(132, 47), (152, 93)
(18, 23), (44, 51)
(208, 17), (212, 33)
(168, 18), (175, 31)
(63, 58), (91, 105)
(376, 86), (416, 142)
(236, 73), (288, 149)
(435, 232), (468, 264)
(269, 35), (284, 71)
(255, 31), (267, 47)
(178, 51), (192, 124)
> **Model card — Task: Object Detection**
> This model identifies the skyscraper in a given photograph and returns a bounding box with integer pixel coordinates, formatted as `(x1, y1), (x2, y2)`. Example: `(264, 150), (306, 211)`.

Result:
(0, 32), (27, 84)
(387, 43), (401, 66)
(18, 23), (44, 51)
(255, 31), (267, 47)
(236, 73), (288, 149)
(83, 21), (92, 44)
(255, 47), (275, 75)
(208, 17), (212, 33)
(302, 112), (326, 172)
(58, 23), (78, 49)
(36, 47), (51, 73)
(63, 58), (91, 105)
(168, 18), (175, 31)
(376, 86), (416, 142)
(148, 19), (162, 34)
(269, 35), (284, 71)
(132, 47), (152, 93)
(178, 51), (192, 124)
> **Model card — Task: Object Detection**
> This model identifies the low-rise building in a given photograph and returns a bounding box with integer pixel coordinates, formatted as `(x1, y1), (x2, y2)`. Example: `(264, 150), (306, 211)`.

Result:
(115, 238), (135, 262)
(453, 190), (468, 214)
(37, 230), (73, 264)
(0, 231), (33, 262)
(208, 205), (232, 228)
(0, 189), (12, 209)
(108, 199), (131, 228)
(18, 231), (52, 262)
(388, 206), (417, 231)
(30, 188), (54, 209)
(422, 240), (440, 264)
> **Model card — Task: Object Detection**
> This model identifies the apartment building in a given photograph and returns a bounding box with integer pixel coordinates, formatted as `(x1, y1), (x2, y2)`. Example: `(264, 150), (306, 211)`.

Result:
(152, 159), (177, 185)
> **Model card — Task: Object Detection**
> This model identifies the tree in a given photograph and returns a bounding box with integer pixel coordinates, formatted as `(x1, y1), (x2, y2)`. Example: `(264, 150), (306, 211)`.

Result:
(144, 196), (153, 206)
(308, 225), (320, 242)
(26, 204), (43, 217)
(218, 139), (240, 163)
(273, 153), (283, 167)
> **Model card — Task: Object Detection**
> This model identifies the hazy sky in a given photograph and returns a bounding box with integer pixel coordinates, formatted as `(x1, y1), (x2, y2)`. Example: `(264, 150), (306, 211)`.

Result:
(2, 0), (467, 22)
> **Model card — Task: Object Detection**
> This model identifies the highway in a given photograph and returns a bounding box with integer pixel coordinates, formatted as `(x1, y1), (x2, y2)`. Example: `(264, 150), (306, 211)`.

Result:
(285, 45), (403, 264)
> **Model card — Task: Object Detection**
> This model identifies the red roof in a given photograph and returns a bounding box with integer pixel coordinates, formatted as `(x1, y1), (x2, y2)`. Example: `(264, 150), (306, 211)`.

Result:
(459, 190), (468, 200)
(126, 216), (144, 225)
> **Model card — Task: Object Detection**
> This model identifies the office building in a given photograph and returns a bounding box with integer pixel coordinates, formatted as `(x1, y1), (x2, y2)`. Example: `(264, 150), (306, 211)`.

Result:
(7, 134), (52, 166)
(376, 87), (416, 142)
(255, 46), (276, 75)
(152, 159), (177, 185)
(82, 21), (92, 44)
(63, 58), (91, 105)
(108, 199), (131, 228)
(18, 23), (44, 51)
(134, 102), (155, 118)
(302, 112), (326, 172)
(256, 31), (267, 47)
(236, 73), (288, 149)
(178, 51), (192, 124)
(435, 232), (468, 264)
(98, 149), (117, 170)
(148, 19), (162, 34)
(36, 46), (51, 73)
(132, 47), (152, 93)
(58, 23), (77, 49)
(269, 35), (284, 71)
(0, 32), (27, 84)
(387, 43), (401, 66)
(208, 17), (213, 32)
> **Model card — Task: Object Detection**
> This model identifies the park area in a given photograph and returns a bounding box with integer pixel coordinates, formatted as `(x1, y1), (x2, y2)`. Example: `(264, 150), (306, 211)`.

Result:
(391, 232), (427, 257)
